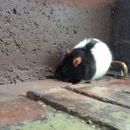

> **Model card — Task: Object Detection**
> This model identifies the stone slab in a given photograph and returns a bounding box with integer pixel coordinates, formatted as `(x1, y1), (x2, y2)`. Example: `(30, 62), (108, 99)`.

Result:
(66, 78), (130, 109)
(27, 89), (130, 130)
(0, 79), (71, 95)
(2, 108), (96, 130)
(0, 98), (45, 128)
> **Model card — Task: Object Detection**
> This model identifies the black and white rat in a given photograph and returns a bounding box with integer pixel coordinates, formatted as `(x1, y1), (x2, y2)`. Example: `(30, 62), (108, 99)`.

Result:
(54, 38), (128, 84)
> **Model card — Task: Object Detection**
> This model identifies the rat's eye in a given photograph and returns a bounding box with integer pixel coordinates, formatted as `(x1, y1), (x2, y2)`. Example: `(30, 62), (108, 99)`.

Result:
(61, 67), (67, 72)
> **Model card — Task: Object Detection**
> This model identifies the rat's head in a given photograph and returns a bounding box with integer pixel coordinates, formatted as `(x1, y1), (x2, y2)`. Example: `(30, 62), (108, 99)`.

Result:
(54, 49), (85, 84)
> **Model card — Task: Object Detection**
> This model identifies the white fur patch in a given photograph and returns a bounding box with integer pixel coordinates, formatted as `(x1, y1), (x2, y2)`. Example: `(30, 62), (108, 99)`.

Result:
(73, 38), (100, 49)
(91, 41), (112, 80)
(73, 38), (112, 80)
(73, 39), (88, 49)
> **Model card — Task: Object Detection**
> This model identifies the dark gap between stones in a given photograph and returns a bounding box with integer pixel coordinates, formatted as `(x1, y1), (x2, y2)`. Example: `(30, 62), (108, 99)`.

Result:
(26, 91), (118, 130)
(63, 86), (130, 109)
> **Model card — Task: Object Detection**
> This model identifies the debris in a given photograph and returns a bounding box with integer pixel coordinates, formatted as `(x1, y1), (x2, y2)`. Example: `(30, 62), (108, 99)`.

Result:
(87, 120), (93, 125)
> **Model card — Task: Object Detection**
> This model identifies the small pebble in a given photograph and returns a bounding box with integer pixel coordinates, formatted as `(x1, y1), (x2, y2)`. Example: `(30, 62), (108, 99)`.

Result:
(87, 120), (93, 125)
(37, 101), (44, 105)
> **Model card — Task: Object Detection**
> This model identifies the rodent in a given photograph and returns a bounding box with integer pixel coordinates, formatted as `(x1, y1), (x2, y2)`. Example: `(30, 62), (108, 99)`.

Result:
(54, 38), (128, 84)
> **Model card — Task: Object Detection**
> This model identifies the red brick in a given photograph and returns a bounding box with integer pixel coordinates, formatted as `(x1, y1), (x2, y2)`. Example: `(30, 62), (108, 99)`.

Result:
(67, 78), (130, 108)
(27, 88), (130, 130)
(0, 92), (19, 102)
(0, 79), (71, 96)
(0, 98), (44, 127)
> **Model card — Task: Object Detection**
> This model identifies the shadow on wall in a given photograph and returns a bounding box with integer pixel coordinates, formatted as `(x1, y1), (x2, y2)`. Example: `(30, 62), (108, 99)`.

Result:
(111, 0), (130, 72)
(0, 0), (116, 84)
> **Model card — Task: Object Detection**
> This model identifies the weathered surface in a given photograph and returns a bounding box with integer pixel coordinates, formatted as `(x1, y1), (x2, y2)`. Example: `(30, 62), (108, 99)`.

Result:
(26, 78), (130, 130)
(27, 90), (130, 130)
(0, 79), (72, 98)
(0, 78), (130, 129)
(64, 78), (130, 109)
(0, 0), (115, 84)
(0, 98), (45, 127)
(2, 107), (96, 130)
(0, 79), (71, 128)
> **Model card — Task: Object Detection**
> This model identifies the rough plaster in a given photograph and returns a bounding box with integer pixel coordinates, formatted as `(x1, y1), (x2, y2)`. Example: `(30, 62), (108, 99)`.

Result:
(0, 0), (115, 84)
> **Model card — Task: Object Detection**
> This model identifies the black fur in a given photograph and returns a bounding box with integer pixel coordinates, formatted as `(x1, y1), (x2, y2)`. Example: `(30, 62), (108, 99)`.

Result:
(54, 39), (97, 84)
(84, 38), (97, 50)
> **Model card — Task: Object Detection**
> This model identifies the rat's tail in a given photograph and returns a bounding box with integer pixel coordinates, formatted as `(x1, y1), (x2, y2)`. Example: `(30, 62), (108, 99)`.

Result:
(112, 61), (128, 78)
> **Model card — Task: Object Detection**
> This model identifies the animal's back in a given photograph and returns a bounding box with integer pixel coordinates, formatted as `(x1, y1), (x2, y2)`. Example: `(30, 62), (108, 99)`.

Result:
(73, 38), (98, 49)
(74, 38), (112, 80)
(91, 40), (112, 79)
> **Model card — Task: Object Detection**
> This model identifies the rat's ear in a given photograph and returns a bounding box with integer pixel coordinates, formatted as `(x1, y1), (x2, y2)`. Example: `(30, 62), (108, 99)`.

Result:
(73, 57), (82, 67)
(66, 48), (70, 55)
